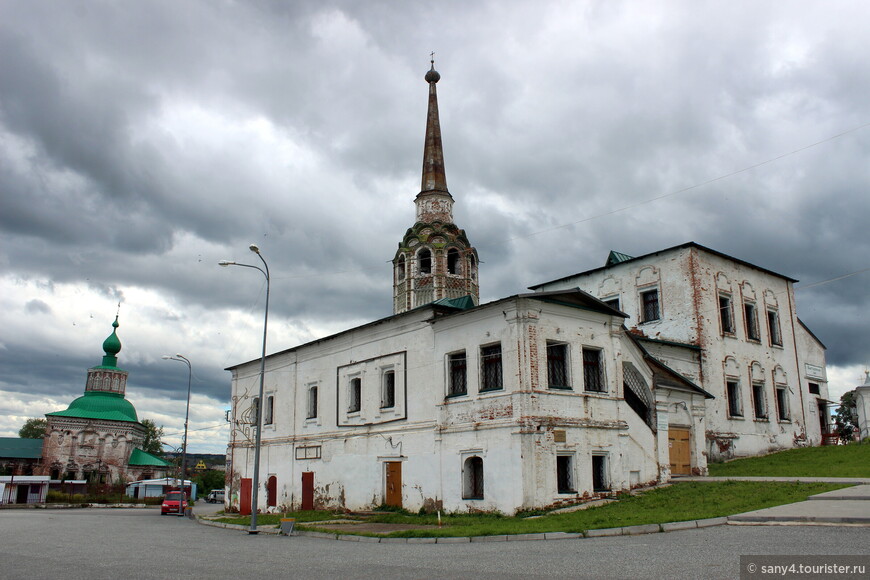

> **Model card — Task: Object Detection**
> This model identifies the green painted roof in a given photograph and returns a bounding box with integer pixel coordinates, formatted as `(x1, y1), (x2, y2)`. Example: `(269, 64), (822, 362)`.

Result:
(46, 391), (139, 423)
(606, 250), (635, 266)
(431, 295), (477, 310)
(0, 437), (43, 459)
(128, 448), (171, 467)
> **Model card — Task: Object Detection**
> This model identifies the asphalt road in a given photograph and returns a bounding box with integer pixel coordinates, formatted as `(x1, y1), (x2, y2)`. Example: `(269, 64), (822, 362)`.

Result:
(1, 507), (866, 580)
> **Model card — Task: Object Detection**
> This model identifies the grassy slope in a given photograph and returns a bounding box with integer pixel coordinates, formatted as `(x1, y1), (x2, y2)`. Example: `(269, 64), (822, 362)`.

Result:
(216, 481), (845, 537)
(708, 442), (870, 477)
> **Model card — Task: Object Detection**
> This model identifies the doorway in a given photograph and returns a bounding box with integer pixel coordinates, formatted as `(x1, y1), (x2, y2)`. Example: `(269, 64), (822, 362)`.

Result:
(668, 428), (692, 475)
(301, 472), (314, 510)
(239, 478), (252, 515)
(385, 462), (402, 508)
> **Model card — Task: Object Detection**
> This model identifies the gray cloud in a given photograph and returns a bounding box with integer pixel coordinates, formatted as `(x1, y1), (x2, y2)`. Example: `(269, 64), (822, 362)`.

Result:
(1, 1), (868, 450)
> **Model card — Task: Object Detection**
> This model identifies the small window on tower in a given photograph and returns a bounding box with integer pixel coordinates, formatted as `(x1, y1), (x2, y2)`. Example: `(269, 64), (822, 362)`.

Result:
(447, 248), (461, 275)
(418, 249), (432, 274)
(397, 255), (406, 280)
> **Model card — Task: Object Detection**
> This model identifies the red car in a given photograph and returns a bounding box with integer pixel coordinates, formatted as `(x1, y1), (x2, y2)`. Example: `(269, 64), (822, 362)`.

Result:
(161, 491), (189, 515)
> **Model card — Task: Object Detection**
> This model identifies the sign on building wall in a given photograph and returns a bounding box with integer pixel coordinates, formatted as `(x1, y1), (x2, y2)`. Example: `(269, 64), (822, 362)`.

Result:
(805, 363), (826, 381)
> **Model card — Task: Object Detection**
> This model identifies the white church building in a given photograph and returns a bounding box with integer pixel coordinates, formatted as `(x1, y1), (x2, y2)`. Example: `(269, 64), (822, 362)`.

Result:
(225, 62), (827, 515)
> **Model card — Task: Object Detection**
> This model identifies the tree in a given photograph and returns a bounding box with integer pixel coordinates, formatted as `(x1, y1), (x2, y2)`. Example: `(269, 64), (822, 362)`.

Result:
(140, 419), (165, 456)
(834, 390), (857, 443)
(19, 418), (48, 439)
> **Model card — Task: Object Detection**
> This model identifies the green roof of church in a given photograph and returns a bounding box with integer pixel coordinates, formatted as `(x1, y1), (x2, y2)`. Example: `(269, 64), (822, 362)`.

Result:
(0, 437), (43, 459)
(128, 448), (171, 467)
(47, 391), (139, 423)
(431, 295), (477, 310)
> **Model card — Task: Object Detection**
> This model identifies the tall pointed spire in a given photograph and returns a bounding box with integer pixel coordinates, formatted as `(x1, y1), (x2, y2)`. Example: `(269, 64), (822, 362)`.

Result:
(392, 59), (479, 314)
(420, 58), (449, 195)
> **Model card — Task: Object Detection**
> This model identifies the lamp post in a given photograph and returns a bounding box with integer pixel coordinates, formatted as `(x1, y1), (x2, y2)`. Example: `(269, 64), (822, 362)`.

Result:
(162, 354), (192, 516)
(219, 244), (270, 534)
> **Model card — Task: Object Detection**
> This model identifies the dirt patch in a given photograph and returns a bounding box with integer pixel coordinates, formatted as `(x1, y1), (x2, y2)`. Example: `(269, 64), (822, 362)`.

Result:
(307, 521), (438, 534)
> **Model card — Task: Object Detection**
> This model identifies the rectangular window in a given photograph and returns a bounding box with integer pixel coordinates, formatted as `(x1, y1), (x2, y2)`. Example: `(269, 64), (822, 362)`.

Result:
(808, 382), (820, 395)
(767, 309), (782, 346)
(263, 395), (274, 425)
(556, 455), (574, 493)
(447, 351), (467, 397)
(252, 397), (260, 425)
(583, 348), (604, 393)
(592, 455), (609, 492)
(640, 289), (660, 322)
(381, 370), (396, 408)
(744, 302), (760, 341)
(480, 344), (503, 392)
(307, 386), (318, 419)
(547, 343), (570, 389)
(775, 386), (790, 421)
(348, 377), (361, 413)
(752, 383), (767, 419)
(726, 380), (743, 417)
(602, 296), (620, 310)
(719, 294), (734, 334)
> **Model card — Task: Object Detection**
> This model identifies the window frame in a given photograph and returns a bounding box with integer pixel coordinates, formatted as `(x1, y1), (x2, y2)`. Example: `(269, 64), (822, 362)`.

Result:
(348, 377), (362, 414)
(479, 343), (504, 392)
(307, 385), (318, 420)
(767, 309), (782, 346)
(546, 342), (571, 390)
(751, 382), (767, 419)
(447, 351), (467, 397)
(582, 348), (605, 393)
(556, 454), (575, 494)
(744, 301), (760, 341)
(601, 296), (620, 311)
(726, 380), (743, 418)
(418, 248), (432, 274)
(775, 385), (790, 421)
(719, 293), (735, 335)
(639, 288), (661, 323)
(263, 394), (275, 426)
(462, 456), (484, 500)
(381, 369), (396, 409)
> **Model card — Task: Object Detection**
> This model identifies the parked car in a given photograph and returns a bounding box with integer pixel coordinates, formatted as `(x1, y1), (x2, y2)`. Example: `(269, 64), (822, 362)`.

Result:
(206, 489), (225, 503)
(161, 491), (189, 515)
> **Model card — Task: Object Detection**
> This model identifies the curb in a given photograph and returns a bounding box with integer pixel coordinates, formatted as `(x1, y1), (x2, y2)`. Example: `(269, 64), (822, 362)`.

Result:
(196, 515), (730, 542)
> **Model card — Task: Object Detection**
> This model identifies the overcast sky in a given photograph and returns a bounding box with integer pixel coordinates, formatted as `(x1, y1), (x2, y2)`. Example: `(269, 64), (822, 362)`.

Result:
(2, 1), (868, 454)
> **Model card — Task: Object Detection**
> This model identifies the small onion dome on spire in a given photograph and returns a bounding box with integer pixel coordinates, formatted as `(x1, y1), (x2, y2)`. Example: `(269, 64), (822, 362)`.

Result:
(425, 59), (440, 83)
(101, 315), (122, 367)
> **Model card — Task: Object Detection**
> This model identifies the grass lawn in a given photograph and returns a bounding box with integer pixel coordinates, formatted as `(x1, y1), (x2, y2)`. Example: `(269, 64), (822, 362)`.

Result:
(214, 481), (845, 537)
(708, 442), (870, 478)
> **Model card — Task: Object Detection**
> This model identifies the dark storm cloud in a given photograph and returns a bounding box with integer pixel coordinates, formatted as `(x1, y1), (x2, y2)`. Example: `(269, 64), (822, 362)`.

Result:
(1, 0), (869, 442)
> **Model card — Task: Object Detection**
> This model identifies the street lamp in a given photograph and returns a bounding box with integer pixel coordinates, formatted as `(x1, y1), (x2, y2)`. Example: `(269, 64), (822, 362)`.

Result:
(162, 353), (192, 516)
(219, 244), (270, 534)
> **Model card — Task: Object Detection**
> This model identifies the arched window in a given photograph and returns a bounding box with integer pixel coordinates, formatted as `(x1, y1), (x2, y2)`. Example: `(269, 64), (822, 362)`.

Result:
(418, 249), (432, 274)
(447, 248), (461, 275)
(462, 456), (484, 499)
(396, 255), (406, 280)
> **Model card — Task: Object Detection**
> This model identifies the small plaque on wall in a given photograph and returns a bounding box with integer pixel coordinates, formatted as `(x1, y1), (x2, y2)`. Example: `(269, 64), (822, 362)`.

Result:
(553, 430), (566, 443)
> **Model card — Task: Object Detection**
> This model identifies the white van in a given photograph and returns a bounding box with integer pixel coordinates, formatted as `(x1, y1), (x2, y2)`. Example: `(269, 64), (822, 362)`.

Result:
(206, 489), (225, 503)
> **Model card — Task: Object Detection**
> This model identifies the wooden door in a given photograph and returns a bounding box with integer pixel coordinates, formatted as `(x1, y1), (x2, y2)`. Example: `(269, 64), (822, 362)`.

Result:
(385, 462), (402, 508)
(239, 478), (252, 515)
(301, 472), (314, 511)
(668, 428), (692, 475)
(267, 475), (277, 507)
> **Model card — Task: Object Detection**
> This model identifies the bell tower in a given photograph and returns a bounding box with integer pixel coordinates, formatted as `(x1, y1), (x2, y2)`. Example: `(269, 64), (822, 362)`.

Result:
(392, 60), (479, 314)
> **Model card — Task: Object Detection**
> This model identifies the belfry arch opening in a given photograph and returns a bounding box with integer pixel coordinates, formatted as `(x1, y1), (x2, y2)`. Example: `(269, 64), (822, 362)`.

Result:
(447, 248), (461, 275)
(396, 255), (406, 280)
(418, 249), (432, 274)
